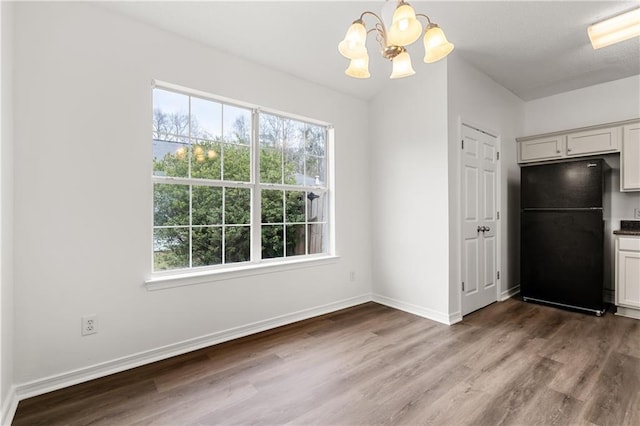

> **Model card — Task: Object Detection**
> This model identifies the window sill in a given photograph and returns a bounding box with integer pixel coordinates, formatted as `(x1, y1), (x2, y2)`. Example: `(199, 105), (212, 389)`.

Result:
(145, 255), (341, 291)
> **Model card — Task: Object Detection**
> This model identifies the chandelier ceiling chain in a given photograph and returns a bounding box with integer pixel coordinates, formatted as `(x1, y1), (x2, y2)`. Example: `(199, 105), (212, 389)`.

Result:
(338, 0), (454, 79)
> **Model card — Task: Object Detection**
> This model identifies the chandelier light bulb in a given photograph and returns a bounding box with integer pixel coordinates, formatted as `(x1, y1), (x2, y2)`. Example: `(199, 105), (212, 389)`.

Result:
(390, 50), (415, 79)
(345, 53), (371, 79)
(338, 21), (368, 59)
(423, 23), (454, 63)
(388, 3), (423, 46)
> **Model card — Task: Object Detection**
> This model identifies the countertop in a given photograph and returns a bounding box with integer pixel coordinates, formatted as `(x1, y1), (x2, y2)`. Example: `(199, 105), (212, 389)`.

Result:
(614, 230), (640, 236)
(614, 220), (640, 236)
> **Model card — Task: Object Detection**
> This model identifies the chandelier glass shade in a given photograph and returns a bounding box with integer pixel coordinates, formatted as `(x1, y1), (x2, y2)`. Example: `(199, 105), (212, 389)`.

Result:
(338, 0), (454, 79)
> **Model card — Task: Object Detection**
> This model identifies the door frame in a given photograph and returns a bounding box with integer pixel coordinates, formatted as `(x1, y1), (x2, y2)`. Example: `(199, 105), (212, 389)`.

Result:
(457, 119), (502, 317)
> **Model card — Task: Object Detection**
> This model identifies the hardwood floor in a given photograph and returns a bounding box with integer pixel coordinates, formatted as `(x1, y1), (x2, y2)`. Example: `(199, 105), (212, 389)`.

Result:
(13, 298), (640, 425)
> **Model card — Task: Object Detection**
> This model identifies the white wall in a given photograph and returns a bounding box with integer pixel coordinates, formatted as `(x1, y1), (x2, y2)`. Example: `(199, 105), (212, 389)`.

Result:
(1, 1), (16, 422)
(12, 2), (371, 390)
(369, 61), (452, 323)
(523, 75), (640, 135)
(446, 55), (525, 315)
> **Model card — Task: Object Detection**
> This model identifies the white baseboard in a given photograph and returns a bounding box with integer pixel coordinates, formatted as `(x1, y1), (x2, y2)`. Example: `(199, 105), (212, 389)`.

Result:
(1, 385), (18, 426)
(615, 306), (640, 320)
(15, 294), (372, 401)
(372, 294), (453, 325)
(448, 311), (463, 324)
(500, 284), (520, 301)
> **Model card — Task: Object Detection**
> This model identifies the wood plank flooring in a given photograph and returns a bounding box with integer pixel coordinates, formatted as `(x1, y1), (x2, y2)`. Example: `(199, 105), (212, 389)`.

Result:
(12, 298), (640, 425)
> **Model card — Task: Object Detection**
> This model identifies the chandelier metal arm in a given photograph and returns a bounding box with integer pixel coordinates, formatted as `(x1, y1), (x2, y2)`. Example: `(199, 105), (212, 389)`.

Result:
(415, 13), (433, 25)
(358, 10), (389, 43)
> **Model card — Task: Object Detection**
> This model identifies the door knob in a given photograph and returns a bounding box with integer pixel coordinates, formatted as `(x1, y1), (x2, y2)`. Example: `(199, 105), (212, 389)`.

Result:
(485, 226), (490, 232)
(477, 226), (483, 233)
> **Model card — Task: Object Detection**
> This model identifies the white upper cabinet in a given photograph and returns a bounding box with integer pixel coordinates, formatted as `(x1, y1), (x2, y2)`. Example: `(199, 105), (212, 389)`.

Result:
(518, 136), (566, 163)
(567, 126), (620, 156)
(517, 119), (638, 166)
(621, 123), (640, 192)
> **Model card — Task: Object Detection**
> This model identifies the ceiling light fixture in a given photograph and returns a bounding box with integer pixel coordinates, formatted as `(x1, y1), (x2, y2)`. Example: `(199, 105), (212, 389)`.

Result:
(338, 0), (454, 79)
(588, 7), (640, 49)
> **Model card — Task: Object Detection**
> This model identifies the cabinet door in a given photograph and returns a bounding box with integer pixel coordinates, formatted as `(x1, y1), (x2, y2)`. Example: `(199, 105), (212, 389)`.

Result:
(621, 123), (640, 192)
(518, 136), (566, 163)
(567, 126), (620, 156)
(616, 237), (640, 309)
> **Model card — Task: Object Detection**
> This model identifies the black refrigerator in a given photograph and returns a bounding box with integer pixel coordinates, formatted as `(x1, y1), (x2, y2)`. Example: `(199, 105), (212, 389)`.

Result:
(520, 159), (605, 316)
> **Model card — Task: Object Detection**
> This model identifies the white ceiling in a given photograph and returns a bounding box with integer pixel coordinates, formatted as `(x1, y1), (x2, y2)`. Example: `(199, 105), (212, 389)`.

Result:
(99, 1), (640, 101)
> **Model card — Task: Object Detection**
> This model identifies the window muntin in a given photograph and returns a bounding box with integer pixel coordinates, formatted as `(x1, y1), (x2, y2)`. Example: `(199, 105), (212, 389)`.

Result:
(152, 85), (330, 273)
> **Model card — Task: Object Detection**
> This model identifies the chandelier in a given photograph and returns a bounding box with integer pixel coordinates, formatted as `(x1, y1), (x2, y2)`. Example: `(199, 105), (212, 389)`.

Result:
(338, 0), (454, 79)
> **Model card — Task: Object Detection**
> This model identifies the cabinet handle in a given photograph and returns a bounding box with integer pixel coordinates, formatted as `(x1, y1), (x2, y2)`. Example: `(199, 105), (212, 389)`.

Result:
(556, 150), (561, 153)
(567, 148), (572, 152)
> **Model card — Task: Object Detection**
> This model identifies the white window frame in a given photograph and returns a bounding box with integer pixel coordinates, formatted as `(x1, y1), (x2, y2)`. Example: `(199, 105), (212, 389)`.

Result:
(146, 81), (337, 290)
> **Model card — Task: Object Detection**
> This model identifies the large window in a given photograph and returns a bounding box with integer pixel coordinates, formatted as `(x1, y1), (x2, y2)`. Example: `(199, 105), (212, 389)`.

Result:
(152, 84), (331, 273)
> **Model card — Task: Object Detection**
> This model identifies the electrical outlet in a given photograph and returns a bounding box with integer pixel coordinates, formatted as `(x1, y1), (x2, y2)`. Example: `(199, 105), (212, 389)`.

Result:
(349, 271), (356, 282)
(81, 315), (98, 336)
(635, 208), (640, 219)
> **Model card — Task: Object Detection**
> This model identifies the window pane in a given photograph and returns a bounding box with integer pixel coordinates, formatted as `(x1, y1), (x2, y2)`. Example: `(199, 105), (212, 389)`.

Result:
(153, 138), (189, 178)
(225, 226), (250, 263)
(308, 223), (326, 254)
(305, 125), (325, 157)
(306, 191), (327, 222)
(154, 183), (189, 226)
(191, 97), (222, 140)
(285, 191), (305, 223)
(224, 105), (251, 145)
(192, 186), (222, 226)
(262, 225), (284, 259)
(286, 224), (306, 257)
(191, 139), (221, 180)
(153, 89), (189, 139)
(260, 147), (283, 184)
(259, 113), (282, 149)
(192, 227), (222, 267)
(284, 120), (305, 185)
(262, 190), (284, 223)
(305, 155), (326, 186)
(260, 114), (283, 184)
(225, 188), (250, 225)
(223, 144), (251, 182)
(154, 227), (189, 271)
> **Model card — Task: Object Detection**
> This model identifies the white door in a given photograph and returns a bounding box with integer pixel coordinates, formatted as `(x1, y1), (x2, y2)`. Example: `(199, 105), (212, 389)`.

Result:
(461, 124), (498, 316)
